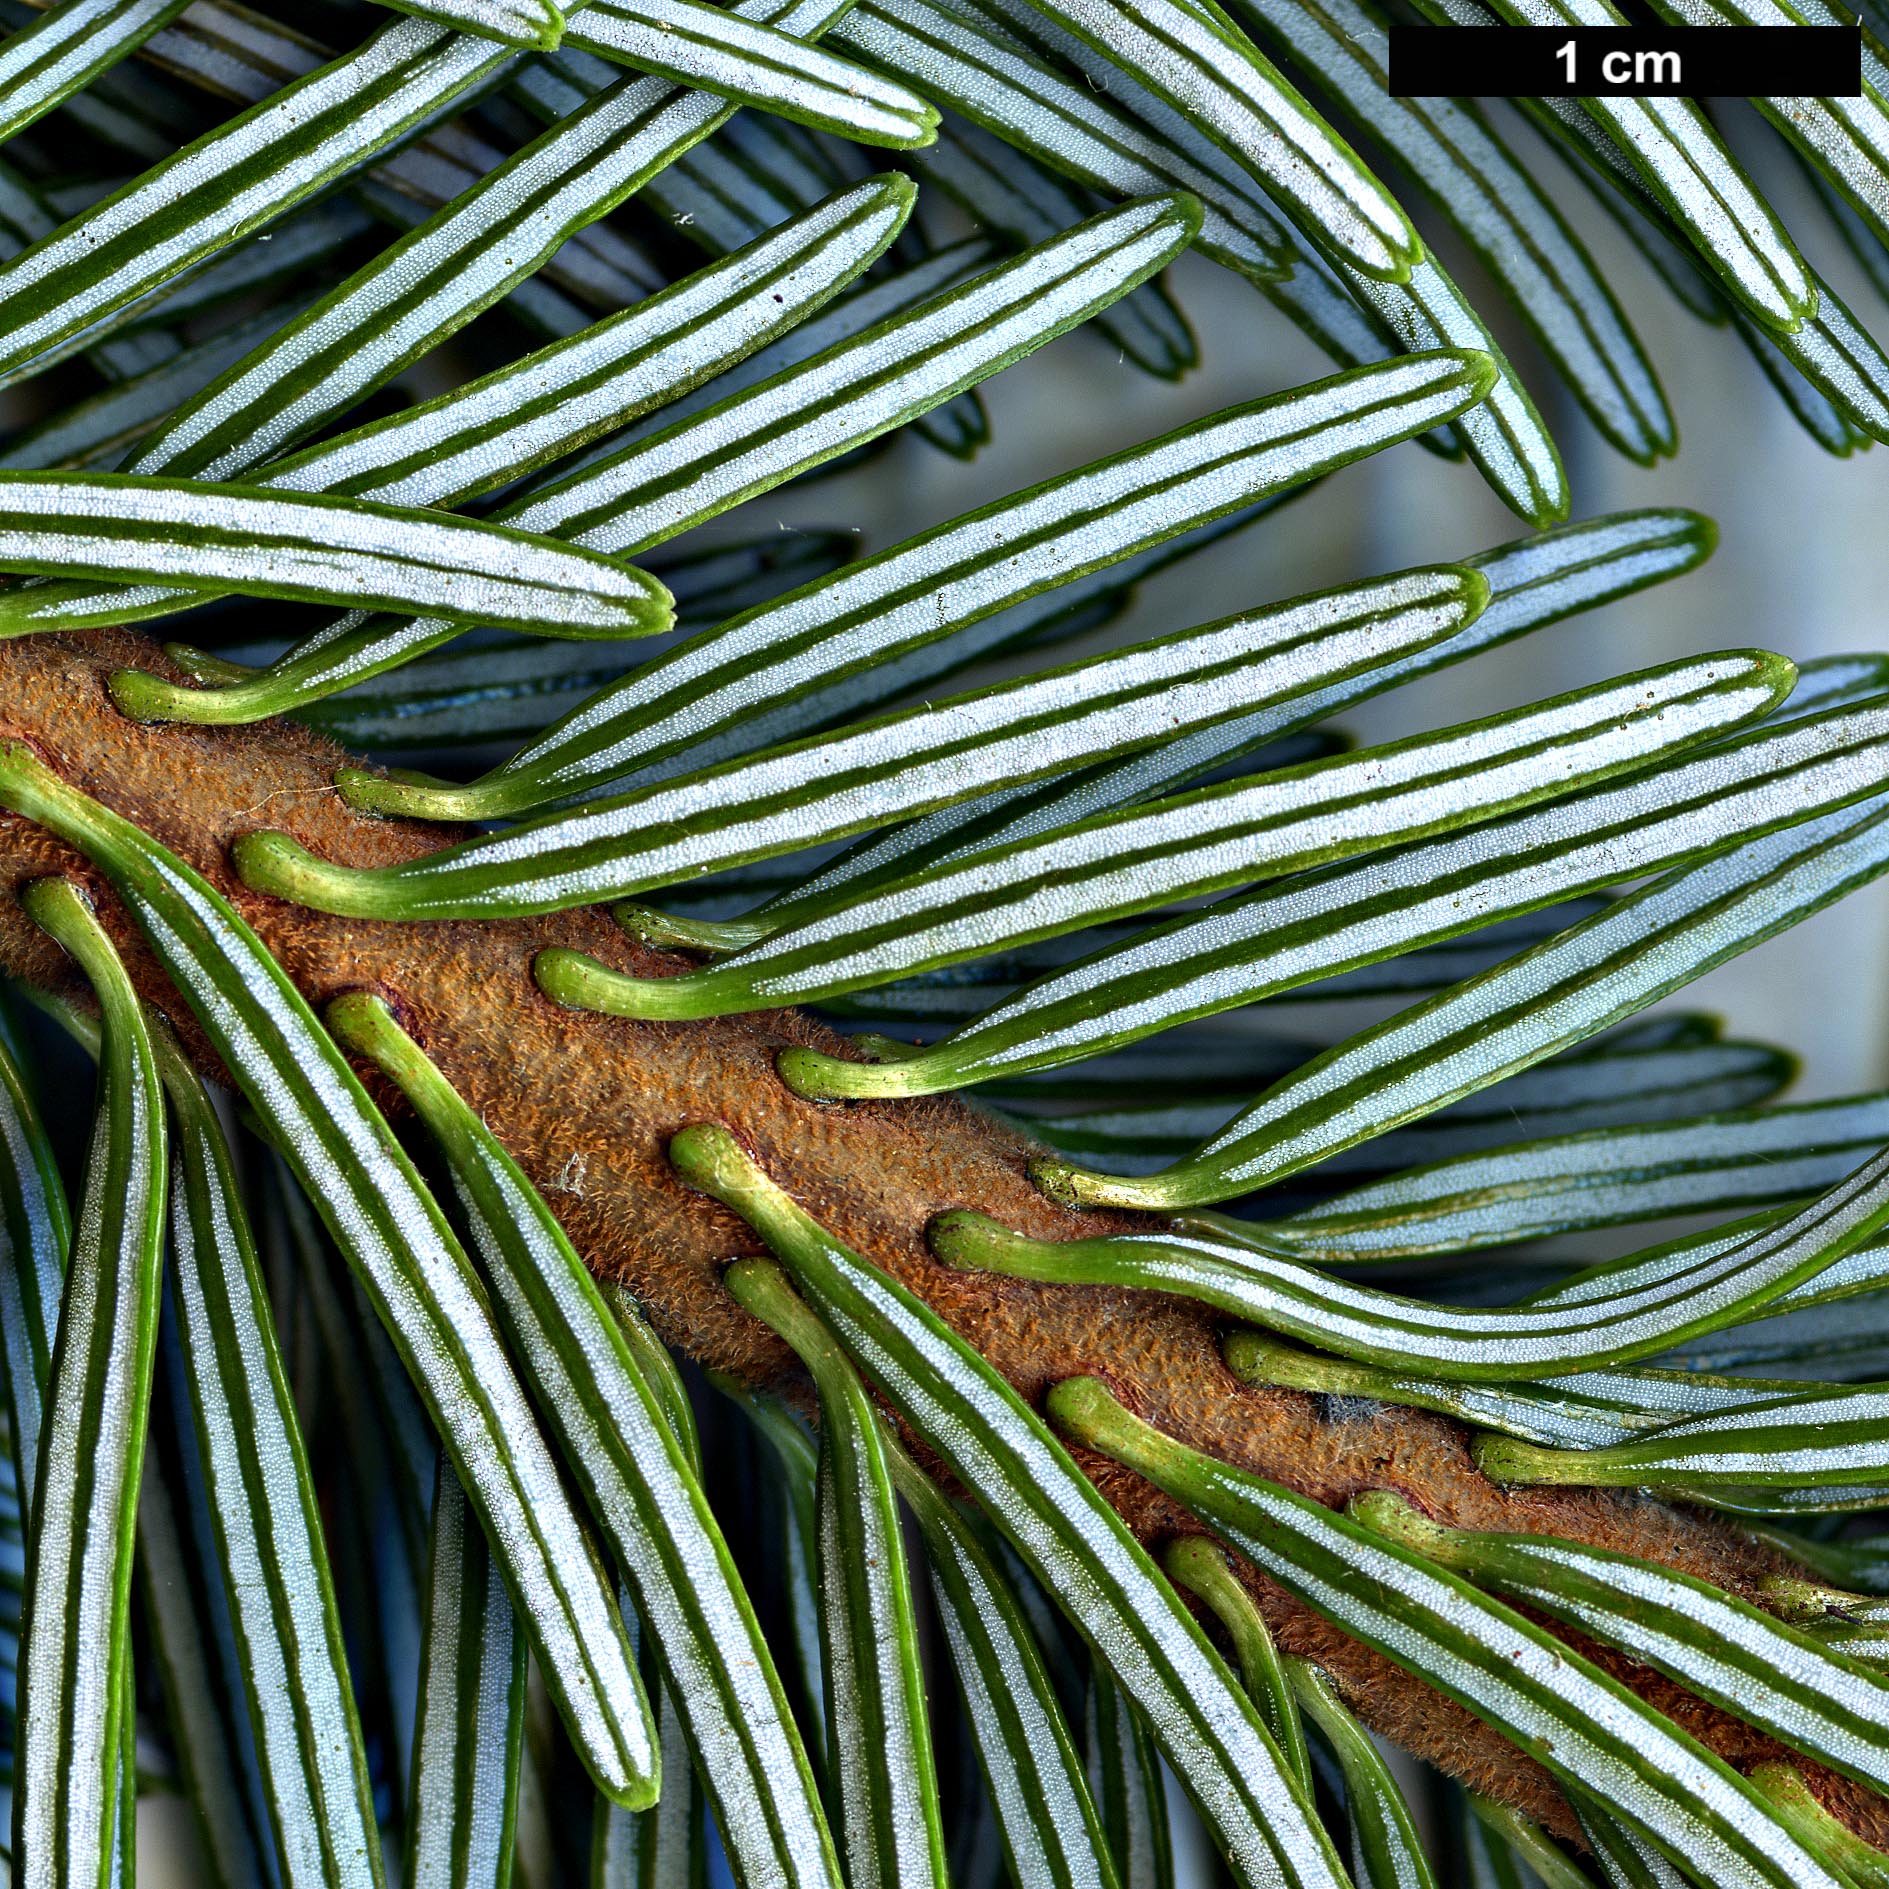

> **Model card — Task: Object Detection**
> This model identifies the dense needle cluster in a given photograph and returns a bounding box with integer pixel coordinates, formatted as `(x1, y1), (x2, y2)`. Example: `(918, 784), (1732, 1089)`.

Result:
(2, 0), (1889, 1886)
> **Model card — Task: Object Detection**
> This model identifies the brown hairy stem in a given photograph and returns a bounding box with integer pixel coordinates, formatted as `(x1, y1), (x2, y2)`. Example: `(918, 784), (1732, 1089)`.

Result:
(0, 625), (1882, 1849)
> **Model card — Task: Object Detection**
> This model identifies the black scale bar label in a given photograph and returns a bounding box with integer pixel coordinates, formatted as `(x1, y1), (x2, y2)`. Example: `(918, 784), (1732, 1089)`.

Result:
(1387, 24), (1861, 98)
